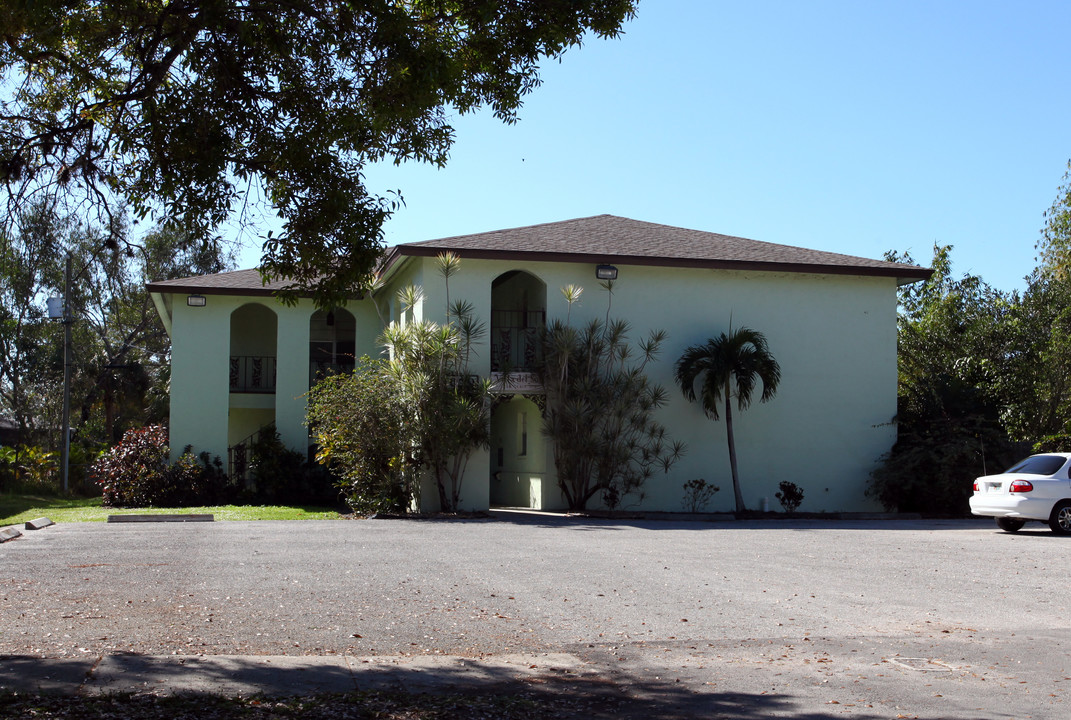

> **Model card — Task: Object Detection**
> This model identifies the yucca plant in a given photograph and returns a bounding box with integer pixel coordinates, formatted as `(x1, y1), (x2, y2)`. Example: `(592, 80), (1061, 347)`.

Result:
(538, 288), (683, 511)
(377, 259), (493, 512)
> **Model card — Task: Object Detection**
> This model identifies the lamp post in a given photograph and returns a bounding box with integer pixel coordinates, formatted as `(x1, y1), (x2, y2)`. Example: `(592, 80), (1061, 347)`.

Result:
(49, 255), (74, 493)
(60, 255), (73, 493)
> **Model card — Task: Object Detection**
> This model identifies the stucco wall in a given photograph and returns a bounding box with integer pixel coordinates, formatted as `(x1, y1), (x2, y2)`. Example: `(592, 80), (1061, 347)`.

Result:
(170, 297), (231, 463)
(167, 254), (899, 513)
(168, 293), (382, 464)
(382, 257), (898, 513)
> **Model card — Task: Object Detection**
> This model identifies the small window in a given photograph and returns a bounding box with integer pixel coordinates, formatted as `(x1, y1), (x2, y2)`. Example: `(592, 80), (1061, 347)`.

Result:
(519, 411), (528, 457)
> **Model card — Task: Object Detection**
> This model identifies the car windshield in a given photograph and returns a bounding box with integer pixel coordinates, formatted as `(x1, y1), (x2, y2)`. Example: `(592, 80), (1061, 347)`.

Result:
(1004, 455), (1067, 476)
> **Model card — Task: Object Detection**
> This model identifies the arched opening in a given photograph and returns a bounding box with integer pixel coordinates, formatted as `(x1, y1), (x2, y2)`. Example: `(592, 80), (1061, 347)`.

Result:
(490, 270), (546, 372)
(309, 308), (357, 385)
(230, 303), (278, 393)
(488, 271), (551, 509)
(228, 303), (278, 479)
(490, 396), (548, 508)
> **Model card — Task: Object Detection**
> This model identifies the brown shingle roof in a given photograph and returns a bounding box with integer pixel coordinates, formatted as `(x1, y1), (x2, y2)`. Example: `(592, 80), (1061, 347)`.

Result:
(384, 215), (930, 282)
(146, 269), (296, 296)
(148, 215), (931, 295)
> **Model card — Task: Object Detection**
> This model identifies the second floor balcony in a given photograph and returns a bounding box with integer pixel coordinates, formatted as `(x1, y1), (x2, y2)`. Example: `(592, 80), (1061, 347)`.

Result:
(491, 309), (545, 372)
(230, 355), (276, 393)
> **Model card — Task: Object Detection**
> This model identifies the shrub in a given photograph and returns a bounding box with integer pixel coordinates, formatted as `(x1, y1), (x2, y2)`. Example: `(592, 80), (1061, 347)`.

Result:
(307, 359), (411, 514)
(868, 417), (1020, 515)
(92, 426), (170, 506)
(0, 444), (59, 493)
(246, 426), (336, 505)
(380, 288), (493, 513)
(775, 481), (804, 513)
(91, 426), (230, 507)
(681, 478), (719, 512)
(171, 448), (233, 505)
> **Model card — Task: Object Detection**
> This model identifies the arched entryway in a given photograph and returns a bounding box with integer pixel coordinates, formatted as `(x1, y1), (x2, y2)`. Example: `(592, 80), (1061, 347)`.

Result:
(490, 396), (548, 508)
(228, 303), (278, 478)
(488, 270), (555, 508)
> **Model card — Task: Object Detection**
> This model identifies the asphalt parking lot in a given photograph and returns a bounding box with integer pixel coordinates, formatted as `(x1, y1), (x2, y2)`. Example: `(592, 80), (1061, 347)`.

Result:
(1, 513), (1067, 718)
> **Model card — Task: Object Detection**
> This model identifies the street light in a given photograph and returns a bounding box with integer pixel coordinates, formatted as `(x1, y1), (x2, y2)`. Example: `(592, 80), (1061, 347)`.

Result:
(48, 255), (74, 493)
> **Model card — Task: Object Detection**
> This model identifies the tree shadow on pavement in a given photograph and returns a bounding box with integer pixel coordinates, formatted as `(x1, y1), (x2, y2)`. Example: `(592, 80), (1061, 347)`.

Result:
(1, 653), (884, 720)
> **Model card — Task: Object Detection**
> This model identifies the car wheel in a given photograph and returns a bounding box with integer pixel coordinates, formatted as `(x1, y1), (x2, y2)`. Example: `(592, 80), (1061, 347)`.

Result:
(997, 517), (1025, 533)
(1048, 501), (1071, 535)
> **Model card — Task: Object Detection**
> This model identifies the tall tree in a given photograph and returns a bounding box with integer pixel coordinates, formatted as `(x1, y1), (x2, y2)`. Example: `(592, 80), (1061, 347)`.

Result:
(1038, 160), (1071, 279)
(675, 327), (781, 514)
(0, 201), (66, 440)
(869, 245), (1019, 514)
(889, 245), (1011, 432)
(1, 1), (636, 308)
(67, 218), (232, 442)
(0, 202), (231, 459)
(1018, 164), (1071, 445)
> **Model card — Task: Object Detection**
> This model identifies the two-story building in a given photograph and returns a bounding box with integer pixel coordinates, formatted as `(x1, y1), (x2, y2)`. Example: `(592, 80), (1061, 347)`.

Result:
(147, 215), (929, 512)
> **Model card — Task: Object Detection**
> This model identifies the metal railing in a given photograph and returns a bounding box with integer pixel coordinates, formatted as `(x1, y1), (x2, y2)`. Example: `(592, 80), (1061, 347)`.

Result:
(490, 309), (545, 372)
(230, 356), (276, 393)
(228, 425), (270, 483)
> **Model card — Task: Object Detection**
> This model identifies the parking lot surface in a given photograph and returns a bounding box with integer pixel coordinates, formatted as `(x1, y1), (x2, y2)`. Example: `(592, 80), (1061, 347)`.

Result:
(1, 514), (1067, 718)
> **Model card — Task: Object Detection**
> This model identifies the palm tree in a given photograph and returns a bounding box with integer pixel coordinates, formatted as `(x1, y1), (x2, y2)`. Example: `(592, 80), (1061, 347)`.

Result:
(674, 327), (781, 513)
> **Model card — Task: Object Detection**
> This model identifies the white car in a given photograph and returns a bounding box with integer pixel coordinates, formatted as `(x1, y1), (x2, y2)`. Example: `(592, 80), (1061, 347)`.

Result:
(969, 453), (1071, 534)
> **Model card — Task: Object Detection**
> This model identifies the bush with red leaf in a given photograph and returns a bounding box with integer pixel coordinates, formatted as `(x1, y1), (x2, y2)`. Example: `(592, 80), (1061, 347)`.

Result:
(91, 426), (229, 507)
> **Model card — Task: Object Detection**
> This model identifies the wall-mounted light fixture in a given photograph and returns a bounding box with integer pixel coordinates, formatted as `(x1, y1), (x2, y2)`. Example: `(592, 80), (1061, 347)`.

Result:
(187, 294), (207, 307)
(595, 264), (618, 281)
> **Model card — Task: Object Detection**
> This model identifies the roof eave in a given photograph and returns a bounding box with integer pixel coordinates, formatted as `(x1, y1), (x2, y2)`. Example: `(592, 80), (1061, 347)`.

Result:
(144, 281), (364, 301)
(144, 283), (287, 298)
(149, 291), (172, 336)
(388, 246), (933, 282)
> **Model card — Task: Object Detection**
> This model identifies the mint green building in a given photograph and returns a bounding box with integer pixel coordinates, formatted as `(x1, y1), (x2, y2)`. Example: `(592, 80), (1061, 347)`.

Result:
(148, 215), (929, 513)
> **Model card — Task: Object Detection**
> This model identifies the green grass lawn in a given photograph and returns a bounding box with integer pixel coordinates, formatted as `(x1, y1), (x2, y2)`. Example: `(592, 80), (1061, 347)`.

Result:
(0, 493), (345, 526)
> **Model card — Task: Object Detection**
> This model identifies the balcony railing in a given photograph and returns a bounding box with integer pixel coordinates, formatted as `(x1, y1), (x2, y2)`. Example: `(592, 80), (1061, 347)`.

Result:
(491, 309), (545, 372)
(230, 355), (276, 393)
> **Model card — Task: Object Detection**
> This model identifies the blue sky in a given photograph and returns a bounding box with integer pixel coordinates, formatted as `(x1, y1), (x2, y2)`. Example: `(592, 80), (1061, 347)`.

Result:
(244, 1), (1071, 292)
